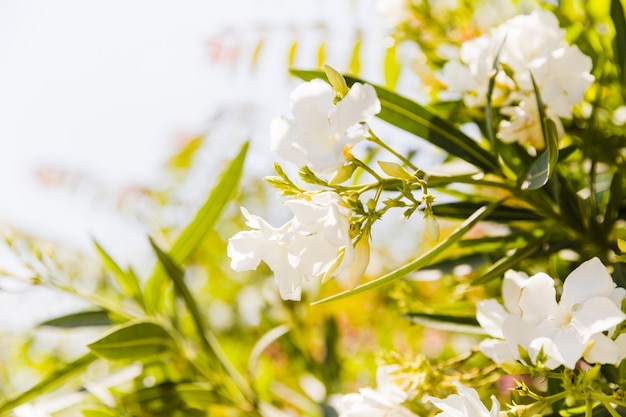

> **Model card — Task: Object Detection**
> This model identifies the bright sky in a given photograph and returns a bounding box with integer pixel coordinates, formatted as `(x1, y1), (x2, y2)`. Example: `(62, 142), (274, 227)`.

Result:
(0, 0), (389, 329)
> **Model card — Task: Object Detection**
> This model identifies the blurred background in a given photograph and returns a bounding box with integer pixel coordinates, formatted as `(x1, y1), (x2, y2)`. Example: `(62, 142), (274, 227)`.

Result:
(0, 0), (419, 328)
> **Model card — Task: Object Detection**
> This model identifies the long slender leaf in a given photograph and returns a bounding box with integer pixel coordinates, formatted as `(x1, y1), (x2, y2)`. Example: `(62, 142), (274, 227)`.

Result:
(471, 234), (547, 285)
(312, 200), (503, 304)
(611, 0), (626, 85)
(0, 353), (97, 415)
(149, 239), (256, 405)
(403, 313), (486, 335)
(144, 142), (248, 313)
(247, 324), (291, 376)
(94, 241), (144, 309)
(40, 310), (112, 328)
(291, 69), (499, 173)
(521, 74), (559, 190)
(433, 201), (541, 222)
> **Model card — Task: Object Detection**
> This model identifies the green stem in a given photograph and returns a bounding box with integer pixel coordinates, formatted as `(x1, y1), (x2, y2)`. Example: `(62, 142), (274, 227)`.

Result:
(367, 128), (420, 173)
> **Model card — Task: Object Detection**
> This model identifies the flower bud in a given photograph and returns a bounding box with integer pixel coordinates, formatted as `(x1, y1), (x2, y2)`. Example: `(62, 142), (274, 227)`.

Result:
(349, 236), (370, 288)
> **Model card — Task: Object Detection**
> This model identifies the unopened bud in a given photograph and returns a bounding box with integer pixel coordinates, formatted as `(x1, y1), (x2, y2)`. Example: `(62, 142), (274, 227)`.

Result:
(349, 236), (370, 288)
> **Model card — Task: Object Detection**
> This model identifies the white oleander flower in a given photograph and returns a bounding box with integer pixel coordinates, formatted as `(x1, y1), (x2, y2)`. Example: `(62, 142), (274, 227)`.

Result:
(270, 78), (381, 173)
(429, 382), (500, 417)
(227, 191), (354, 301)
(335, 366), (418, 417)
(441, 9), (593, 120)
(477, 258), (626, 369)
(497, 93), (564, 149)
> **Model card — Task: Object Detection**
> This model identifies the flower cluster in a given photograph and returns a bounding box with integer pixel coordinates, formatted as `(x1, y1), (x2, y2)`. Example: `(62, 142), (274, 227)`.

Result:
(477, 257), (626, 369)
(270, 77), (381, 173)
(442, 9), (594, 148)
(228, 191), (354, 301)
(228, 76), (384, 300)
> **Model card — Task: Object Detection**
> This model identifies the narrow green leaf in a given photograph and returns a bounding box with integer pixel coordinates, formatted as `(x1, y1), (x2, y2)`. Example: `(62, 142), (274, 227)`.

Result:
(290, 69), (499, 172)
(404, 313), (486, 335)
(349, 31), (362, 76)
(471, 235), (546, 285)
(87, 321), (176, 361)
(176, 382), (229, 409)
(149, 238), (256, 405)
(312, 200), (503, 304)
(485, 37), (506, 147)
(148, 238), (207, 337)
(611, 0), (626, 84)
(248, 324), (290, 375)
(40, 310), (112, 328)
(82, 409), (118, 417)
(144, 142), (248, 313)
(94, 240), (144, 308)
(433, 201), (541, 222)
(383, 41), (401, 90)
(521, 74), (559, 190)
(0, 353), (97, 415)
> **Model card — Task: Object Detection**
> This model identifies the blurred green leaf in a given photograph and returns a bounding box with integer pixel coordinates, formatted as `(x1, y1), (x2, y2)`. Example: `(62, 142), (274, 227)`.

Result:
(291, 69), (499, 172)
(88, 321), (176, 361)
(312, 200), (503, 304)
(472, 235), (547, 285)
(248, 324), (290, 376)
(611, 0), (626, 84)
(40, 310), (112, 328)
(144, 142), (248, 314)
(433, 201), (541, 221)
(403, 313), (485, 334)
(82, 409), (118, 417)
(94, 240), (144, 309)
(0, 353), (97, 415)
(383, 42), (401, 90)
(349, 31), (362, 76)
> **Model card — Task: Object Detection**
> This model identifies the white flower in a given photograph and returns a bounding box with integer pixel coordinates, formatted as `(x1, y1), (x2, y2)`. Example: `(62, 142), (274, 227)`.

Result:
(441, 10), (593, 121)
(227, 191), (354, 301)
(335, 366), (418, 417)
(429, 382), (500, 417)
(477, 258), (626, 369)
(270, 78), (381, 173)
(497, 93), (564, 149)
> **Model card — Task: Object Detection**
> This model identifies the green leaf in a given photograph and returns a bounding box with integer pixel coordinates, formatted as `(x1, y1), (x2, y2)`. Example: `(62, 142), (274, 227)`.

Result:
(0, 353), (97, 415)
(144, 142), (248, 314)
(348, 31), (362, 76)
(291, 69), (499, 172)
(40, 310), (112, 328)
(611, 0), (626, 84)
(149, 238), (256, 405)
(87, 321), (176, 361)
(94, 240), (144, 308)
(312, 200), (503, 304)
(175, 382), (229, 409)
(432, 201), (541, 222)
(248, 324), (290, 375)
(82, 409), (118, 417)
(485, 37), (506, 147)
(521, 75), (559, 190)
(383, 41), (401, 90)
(403, 313), (486, 335)
(472, 234), (547, 285)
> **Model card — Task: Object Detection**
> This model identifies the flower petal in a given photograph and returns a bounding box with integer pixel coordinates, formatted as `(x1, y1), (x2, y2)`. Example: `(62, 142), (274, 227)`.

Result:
(334, 83), (381, 133)
(571, 296), (626, 337)
(560, 258), (617, 306)
(476, 299), (507, 338)
(518, 273), (557, 323)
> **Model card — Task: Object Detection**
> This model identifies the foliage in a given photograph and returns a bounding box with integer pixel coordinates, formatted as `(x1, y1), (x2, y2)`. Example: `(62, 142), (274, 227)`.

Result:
(1, 0), (626, 416)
